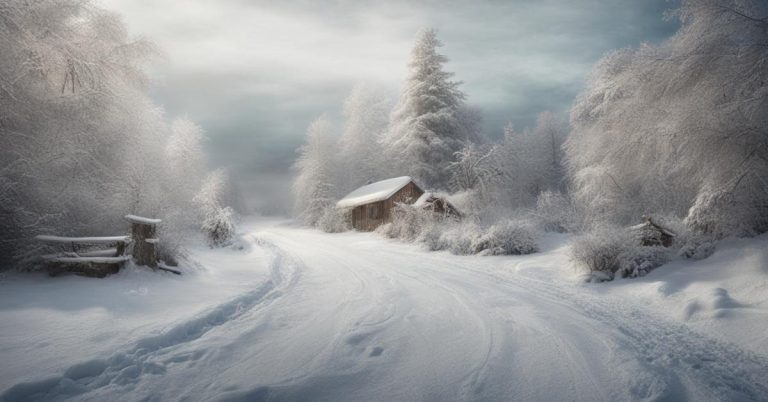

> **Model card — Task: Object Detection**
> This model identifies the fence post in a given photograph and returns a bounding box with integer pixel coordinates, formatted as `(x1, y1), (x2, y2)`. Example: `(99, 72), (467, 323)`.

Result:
(125, 215), (161, 268)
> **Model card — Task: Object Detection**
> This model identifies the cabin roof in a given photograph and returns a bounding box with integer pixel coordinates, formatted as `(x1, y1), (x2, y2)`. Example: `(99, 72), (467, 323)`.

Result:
(337, 176), (413, 208)
(628, 219), (676, 237)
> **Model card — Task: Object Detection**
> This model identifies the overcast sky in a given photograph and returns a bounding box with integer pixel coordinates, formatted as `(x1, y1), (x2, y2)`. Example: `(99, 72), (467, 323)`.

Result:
(100, 0), (679, 212)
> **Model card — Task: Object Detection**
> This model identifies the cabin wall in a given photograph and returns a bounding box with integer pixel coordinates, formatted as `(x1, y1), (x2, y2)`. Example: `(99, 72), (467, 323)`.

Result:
(351, 201), (386, 231)
(350, 181), (424, 231)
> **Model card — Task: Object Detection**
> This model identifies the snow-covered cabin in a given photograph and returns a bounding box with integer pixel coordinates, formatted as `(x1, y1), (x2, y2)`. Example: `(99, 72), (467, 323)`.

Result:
(628, 217), (676, 247)
(414, 192), (462, 219)
(337, 176), (424, 231)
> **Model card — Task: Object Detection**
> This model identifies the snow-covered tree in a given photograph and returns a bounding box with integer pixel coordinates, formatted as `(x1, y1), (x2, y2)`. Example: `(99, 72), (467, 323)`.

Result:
(565, 0), (768, 236)
(163, 118), (208, 227)
(530, 111), (568, 192)
(0, 0), (163, 266)
(0, 1), (223, 267)
(449, 143), (500, 197)
(195, 169), (237, 247)
(292, 116), (339, 226)
(384, 29), (481, 189)
(337, 83), (392, 194)
(490, 113), (568, 211)
(166, 118), (207, 193)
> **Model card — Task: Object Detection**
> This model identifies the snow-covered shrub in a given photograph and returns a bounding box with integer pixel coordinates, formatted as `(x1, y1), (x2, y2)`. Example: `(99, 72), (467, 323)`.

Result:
(470, 220), (538, 255)
(435, 222), (479, 255)
(572, 225), (676, 280)
(377, 204), (434, 241)
(317, 206), (350, 233)
(202, 206), (236, 248)
(379, 201), (539, 256)
(616, 246), (670, 278)
(679, 238), (716, 260)
(570, 226), (633, 280)
(534, 190), (578, 233)
(194, 170), (239, 248)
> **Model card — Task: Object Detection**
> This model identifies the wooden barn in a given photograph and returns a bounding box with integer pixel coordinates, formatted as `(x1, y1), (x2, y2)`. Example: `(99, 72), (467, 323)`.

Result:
(337, 176), (424, 231)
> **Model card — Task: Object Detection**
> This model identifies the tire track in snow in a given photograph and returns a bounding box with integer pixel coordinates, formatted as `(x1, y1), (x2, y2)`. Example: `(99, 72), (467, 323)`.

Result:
(456, 260), (768, 401)
(0, 235), (301, 402)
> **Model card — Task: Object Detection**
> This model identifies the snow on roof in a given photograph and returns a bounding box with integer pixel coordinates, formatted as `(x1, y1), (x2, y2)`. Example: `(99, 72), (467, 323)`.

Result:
(414, 192), (433, 207)
(125, 214), (162, 225)
(337, 176), (414, 208)
(628, 219), (676, 237)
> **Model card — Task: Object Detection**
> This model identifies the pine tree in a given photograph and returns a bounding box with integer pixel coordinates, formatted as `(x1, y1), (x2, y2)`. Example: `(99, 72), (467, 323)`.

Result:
(384, 29), (478, 189)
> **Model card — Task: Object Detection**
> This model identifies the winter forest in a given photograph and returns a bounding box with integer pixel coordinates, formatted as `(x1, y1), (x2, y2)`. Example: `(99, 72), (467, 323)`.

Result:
(0, 0), (240, 269)
(294, 1), (768, 279)
(2, 0), (768, 401)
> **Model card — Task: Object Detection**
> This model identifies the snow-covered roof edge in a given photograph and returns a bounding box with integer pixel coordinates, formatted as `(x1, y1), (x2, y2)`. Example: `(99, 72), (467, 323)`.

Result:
(336, 176), (414, 209)
(414, 192), (433, 207)
(628, 219), (676, 237)
(125, 214), (162, 225)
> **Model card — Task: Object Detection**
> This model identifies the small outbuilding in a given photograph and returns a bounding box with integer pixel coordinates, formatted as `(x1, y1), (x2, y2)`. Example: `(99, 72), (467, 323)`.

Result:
(414, 192), (462, 219)
(337, 176), (424, 231)
(628, 217), (677, 247)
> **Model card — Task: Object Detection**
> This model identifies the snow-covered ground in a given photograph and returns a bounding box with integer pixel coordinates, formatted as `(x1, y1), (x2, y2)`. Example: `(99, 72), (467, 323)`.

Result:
(1, 218), (767, 401)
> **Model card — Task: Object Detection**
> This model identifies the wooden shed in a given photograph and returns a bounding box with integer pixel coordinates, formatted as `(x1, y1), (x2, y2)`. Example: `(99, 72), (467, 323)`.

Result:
(337, 176), (424, 231)
(628, 217), (677, 247)
(414, 192), (462, 219)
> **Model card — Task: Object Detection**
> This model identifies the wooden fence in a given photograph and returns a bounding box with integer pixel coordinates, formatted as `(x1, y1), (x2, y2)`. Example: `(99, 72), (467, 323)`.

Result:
(36, 214), (180, 278)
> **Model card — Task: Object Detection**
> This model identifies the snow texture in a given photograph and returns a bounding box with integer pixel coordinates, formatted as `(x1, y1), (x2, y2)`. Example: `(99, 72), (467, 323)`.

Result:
(336, 176), (413, 208)
(2, 219), (768, 401)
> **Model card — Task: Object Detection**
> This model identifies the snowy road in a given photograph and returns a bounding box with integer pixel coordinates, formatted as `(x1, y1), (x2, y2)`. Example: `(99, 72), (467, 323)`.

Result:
(2, 220), (768, 401)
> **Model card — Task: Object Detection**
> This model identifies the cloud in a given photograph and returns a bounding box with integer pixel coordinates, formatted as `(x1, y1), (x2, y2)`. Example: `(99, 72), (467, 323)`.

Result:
(99, 0), (679, 211)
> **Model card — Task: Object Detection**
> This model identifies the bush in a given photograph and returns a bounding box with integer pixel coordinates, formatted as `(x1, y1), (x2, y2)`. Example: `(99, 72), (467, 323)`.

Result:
(571, 226), (630, 280)
(571, 225), (673, 281)
(470, 220), (539, 255)
(376, 204), (434, 241)
(380, 205), (539, 256)
(317, 206), (350, 233)
(617, 246), (670, 278)
(202, 206), (236, 247)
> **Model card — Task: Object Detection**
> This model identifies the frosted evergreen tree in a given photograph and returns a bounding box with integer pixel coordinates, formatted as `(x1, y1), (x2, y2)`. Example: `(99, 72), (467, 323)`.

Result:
(292, 116), (338, 226)
(384, 29), (479, 189)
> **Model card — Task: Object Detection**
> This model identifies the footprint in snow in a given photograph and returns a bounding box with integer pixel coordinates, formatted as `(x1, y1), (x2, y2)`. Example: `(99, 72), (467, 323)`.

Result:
(369, 346), (384, 357)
